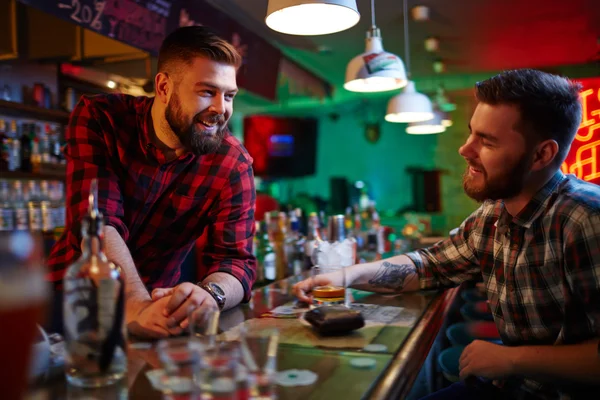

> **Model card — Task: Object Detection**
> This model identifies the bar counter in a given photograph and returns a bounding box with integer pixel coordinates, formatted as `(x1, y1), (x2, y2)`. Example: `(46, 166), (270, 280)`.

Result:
(32, 273), (459, 399)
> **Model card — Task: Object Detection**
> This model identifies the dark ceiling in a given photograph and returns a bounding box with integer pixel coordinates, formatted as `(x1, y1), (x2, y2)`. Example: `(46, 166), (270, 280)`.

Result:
(208, 0), (600, 89)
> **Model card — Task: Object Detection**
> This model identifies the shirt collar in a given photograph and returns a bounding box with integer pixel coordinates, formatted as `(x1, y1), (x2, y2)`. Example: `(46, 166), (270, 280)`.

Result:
(136, 97), (194, 165)
(508, 170), (566, 229)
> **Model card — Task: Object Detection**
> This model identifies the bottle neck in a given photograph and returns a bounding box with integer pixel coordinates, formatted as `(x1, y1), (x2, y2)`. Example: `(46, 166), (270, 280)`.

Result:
(81, 226), (104, 256)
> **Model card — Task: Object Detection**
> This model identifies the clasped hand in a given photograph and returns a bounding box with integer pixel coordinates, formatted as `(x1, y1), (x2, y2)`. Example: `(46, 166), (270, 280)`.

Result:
(127, 282), (218, 339)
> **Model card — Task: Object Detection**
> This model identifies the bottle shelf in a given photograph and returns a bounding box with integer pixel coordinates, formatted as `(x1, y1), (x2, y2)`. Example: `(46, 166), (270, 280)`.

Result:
(0, 100), (70, 124)
(2, 164), (66, 181)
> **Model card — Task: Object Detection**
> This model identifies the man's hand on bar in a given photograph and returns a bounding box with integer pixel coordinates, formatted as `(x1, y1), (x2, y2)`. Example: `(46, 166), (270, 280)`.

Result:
(126, 296), (184, 339)
(293, 272), (341, 303)
(152, 282), (219, 330)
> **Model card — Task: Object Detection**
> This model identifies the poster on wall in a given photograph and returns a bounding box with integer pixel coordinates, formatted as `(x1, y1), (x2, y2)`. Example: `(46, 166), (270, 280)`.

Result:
(18, 0), (282, 101)
(18, 0), (169, 54)
(561, 77), (600, 186)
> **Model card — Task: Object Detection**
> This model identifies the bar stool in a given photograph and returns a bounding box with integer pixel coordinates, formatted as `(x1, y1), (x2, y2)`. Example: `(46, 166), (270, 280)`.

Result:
(460, 300), (494, 321)
(460, 287), (487, 303)
(446, 321), (502, 347)
(437, 346), (465, 383)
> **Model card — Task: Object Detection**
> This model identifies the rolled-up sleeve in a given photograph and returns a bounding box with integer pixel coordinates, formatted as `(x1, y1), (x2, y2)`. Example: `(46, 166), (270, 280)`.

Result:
(201, 161), (257, 302)
(46, 97), (127, 286)
(406, 208), (482, 289)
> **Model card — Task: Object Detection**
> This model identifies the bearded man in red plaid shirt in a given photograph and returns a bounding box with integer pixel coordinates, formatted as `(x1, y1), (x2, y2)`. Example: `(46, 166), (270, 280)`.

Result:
(295, 69), (600, 399)
(47, 26), (257, 339)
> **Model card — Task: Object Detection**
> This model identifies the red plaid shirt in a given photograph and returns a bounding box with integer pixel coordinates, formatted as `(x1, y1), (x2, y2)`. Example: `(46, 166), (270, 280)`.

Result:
(407, 172), (600, 399)
(47, 94), (257, 301)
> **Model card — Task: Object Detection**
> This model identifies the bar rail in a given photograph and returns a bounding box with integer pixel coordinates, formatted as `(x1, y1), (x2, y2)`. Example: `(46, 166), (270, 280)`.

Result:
(367, 287), (460, 400)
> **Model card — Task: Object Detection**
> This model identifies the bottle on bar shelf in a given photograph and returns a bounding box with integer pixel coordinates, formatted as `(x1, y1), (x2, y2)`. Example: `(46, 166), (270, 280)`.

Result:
(304, 212), (322, 269)
(267, 211), (289, 280)
(286, 208), (305, 275)
(63, 179), (127, 387)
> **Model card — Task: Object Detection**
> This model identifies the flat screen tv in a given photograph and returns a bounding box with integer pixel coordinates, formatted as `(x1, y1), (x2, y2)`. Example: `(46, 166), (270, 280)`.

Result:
(243, 116), (318, 178)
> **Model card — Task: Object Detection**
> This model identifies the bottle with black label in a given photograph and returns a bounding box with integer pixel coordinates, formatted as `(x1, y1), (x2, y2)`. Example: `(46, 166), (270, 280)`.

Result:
(63, 179), (126, 387)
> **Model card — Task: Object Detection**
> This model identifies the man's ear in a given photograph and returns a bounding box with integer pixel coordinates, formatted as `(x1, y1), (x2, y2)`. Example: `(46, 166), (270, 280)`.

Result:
(531, 139), (559, 171)
(155, 72), (171, 105)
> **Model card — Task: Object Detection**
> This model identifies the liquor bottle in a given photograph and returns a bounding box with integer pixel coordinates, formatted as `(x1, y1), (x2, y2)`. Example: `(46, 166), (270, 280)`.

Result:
(0, 119), (9, 171)
(19, 123), (32, 172)
(63, 179), (127, 387)
(303, 212), (322, 269)
(0, 180), (14, 231)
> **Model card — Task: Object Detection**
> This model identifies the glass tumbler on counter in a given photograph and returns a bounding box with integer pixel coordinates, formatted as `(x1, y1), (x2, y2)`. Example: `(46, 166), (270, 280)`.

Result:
(198, 341), (241, 400)
(310, 265), (346, 307)
(157, 337), (203, 400)
(239, 328), (279, 400)
(0, 231), (49, 400)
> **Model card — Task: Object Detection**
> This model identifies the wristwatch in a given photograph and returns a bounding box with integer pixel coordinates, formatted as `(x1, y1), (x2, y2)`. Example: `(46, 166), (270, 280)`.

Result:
(197, 282), (226, 310)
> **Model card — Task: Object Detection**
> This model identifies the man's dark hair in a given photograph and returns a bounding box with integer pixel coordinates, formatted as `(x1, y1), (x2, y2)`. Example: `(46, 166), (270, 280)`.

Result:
(475, 69), (582, 165)
(157, 26), (242, 75)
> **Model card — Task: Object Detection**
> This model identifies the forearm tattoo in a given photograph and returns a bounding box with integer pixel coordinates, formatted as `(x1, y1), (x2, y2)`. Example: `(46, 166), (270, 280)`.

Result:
(367, 262), (416, 291)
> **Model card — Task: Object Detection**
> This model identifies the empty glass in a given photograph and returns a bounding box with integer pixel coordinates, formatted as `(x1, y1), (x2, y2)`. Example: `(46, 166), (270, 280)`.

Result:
(156, 337), (203, 399)
(189, 308), (220, 349)
(198, 341), (241, 400)
(239, 328), (279, 400)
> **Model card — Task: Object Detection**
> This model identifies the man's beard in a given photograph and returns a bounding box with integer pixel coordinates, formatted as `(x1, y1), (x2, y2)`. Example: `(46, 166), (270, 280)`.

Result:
(165, 93), (227, 156)
(462, 154), (532, 202)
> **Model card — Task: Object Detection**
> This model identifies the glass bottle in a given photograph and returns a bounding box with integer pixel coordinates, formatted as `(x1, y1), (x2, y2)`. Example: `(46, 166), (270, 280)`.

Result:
(63, 179), (127, 387)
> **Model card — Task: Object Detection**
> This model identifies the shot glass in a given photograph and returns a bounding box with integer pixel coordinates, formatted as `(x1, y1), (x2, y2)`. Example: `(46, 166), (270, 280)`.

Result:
(238, 328), (279, 400)
(156, 337), (203, 400)
(198, 341), (241, 400)
(189, 308), (220, 349)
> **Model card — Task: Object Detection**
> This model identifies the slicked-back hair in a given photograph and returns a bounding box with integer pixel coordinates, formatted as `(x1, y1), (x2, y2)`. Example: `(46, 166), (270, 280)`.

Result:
(475, 69), (582, 165)
(157, 26), (242, 78)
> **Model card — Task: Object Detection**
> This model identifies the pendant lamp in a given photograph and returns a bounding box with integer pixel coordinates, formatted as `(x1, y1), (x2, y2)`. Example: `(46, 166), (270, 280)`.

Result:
(384, 0), (433, 123)
(344, 0), (407, 92)
(406, 111), (446, 134)
(266, 0), (360, 36)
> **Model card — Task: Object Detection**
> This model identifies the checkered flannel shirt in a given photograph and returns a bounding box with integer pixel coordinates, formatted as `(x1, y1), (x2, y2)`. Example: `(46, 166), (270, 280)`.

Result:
(47, 94), (257, 300)
(407, 172), (600, 399)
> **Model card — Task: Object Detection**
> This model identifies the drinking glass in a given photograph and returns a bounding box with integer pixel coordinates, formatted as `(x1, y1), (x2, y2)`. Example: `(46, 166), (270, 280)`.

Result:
(0, 231), (49, 400)
(156, 337), (203, 400)
(310, 265), (346, 307)
(239, 328), (279, 400)
(198, 340), (241, 400)
(189, 308), (220, 349)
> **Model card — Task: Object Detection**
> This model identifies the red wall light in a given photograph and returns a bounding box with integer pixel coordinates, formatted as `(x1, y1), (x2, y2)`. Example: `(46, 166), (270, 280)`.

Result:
(561, 77), (600, 185)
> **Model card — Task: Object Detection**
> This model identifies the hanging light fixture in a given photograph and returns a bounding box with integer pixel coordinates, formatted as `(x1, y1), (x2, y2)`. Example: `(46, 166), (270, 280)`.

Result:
(406, 111), (446, 134)
(344, 0), (407, 93)
(440, 110), (453, 127)
(434, 85), (457, 112)
(385, 0), (433, 123)
(266, 0), (360, 36)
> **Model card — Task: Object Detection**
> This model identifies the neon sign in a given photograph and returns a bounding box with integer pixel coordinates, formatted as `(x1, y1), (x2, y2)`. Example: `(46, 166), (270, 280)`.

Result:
(561, 77), (600, 184)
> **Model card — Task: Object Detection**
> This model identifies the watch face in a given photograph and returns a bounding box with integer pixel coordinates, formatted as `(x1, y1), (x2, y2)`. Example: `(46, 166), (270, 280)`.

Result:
(209, 282), (225, 296)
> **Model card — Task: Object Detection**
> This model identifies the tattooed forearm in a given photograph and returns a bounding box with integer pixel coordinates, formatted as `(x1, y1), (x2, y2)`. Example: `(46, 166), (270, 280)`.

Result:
(367, 262), (417, 292)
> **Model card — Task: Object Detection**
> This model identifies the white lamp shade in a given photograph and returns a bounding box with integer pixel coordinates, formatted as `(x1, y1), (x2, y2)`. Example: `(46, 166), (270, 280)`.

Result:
(266, 0), (360, 35)
(344, 36), (408, 93)
(385, 81), (434, 123)
(440, 111), (453, 127)
(406, 111), (446, 134)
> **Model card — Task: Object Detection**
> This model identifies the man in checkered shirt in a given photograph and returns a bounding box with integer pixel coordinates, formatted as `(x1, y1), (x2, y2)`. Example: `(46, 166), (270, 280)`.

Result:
(48, 27), (257, 339)
(295, 69), (600, 399)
